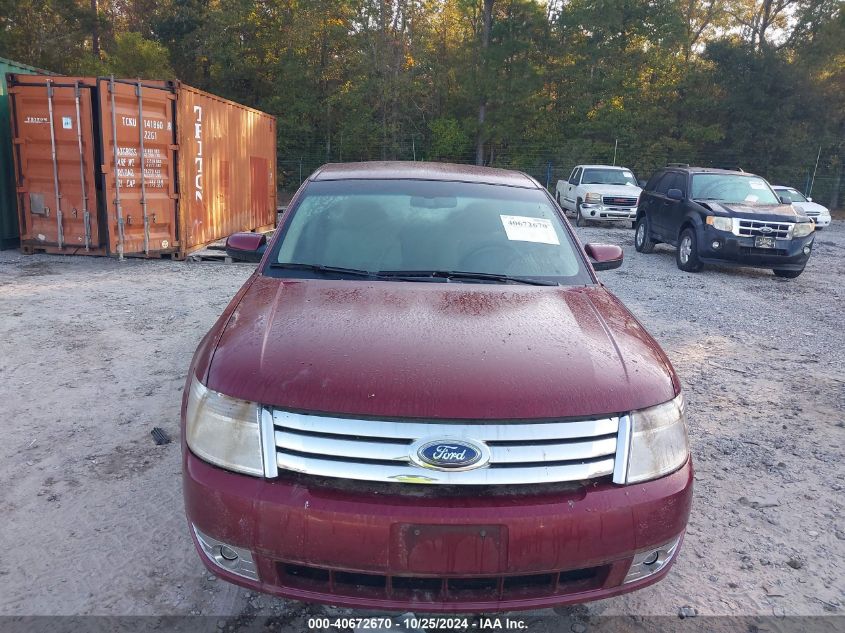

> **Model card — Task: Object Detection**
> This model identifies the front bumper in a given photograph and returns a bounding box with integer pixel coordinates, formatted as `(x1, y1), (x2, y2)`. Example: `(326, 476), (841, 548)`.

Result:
(698, 225), (814, 271)
(184, 451), (693, 612)
(810, 215), (831, 228)
(580, 204), (637, 221)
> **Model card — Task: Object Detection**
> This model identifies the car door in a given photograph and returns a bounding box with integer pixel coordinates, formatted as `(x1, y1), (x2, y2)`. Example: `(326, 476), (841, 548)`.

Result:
(566, 168), (581, 207)
(661, 172), (687, 242)
(648, 172), (674, 238)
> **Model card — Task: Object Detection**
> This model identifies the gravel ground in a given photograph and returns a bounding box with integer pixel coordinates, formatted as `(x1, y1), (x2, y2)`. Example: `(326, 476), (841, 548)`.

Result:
(0, 217), (843, 630)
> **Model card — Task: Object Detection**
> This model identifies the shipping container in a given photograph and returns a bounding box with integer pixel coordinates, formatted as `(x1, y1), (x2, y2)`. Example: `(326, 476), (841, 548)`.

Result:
(0, 57), (55, 249)
(8, 74), (276, 258)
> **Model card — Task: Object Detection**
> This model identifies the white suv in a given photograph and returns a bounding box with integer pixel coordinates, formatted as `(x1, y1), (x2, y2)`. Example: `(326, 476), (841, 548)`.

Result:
(773, 186), (831, 229)
(556, 165), (642, 227)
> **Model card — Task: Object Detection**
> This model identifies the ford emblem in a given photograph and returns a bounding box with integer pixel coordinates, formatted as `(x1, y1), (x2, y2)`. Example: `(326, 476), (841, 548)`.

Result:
(759, 226), (774, 234)
(409, 438), (490, 471)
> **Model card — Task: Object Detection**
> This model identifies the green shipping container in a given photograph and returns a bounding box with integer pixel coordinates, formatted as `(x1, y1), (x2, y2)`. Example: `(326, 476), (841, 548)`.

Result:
(1, 57), (55, 249)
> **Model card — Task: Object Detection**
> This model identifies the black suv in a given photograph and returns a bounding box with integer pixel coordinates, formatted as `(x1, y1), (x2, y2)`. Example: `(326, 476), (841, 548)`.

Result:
(634, 166), (816, 278)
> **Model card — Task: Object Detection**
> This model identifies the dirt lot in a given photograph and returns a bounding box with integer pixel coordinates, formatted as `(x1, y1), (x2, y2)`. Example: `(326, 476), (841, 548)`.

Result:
(0, 218), (843, 630)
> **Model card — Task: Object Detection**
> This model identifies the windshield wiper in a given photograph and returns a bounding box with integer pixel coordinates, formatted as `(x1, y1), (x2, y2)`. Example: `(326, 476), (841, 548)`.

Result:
(269, 262), (380, 278)
(377, 270), (558, 286)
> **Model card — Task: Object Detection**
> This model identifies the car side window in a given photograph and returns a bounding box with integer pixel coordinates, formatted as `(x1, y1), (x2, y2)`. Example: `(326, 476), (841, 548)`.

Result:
(572, 168), (582, 184)
(654, 173), (674, 195)
(568, 168), (578, 182)
(669, 173), (687, 197)
(645, 171), (664, 192)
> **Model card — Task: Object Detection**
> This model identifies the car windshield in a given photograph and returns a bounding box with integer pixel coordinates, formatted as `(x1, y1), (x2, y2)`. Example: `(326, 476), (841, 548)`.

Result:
(775, 188), (807, 203)
(691, 174), (780, 204)
(267, 179), (590, 284)
(581, 168), (637, 186)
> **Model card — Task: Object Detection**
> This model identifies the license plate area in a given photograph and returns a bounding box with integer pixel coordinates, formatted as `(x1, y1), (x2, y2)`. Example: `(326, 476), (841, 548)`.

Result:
(754, 235), (776, 248)
(391, 524), (507, 574)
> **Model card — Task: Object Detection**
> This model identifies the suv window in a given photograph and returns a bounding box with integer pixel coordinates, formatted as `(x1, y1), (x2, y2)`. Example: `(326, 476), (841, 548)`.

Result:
(645, 171), (665, 192)
(654, 172), (676, 195)
(776, 188), (807, 203)
(691, 174), (779, 204)
(668, 173), (687, 196)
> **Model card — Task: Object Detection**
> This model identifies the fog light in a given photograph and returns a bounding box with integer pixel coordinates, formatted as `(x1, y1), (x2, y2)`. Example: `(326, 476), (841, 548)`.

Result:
(218, 545), (239, 562)
(711, 240), (720, 249)
(803, 246), (811, 255)
(590, 211), (596, 217)
(193, 525), (259, 581)
(624, 536), (681, 584)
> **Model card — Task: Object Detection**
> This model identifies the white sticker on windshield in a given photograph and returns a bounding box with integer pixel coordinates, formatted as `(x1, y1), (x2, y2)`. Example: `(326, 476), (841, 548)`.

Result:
(749, 179), (766, 190)
(623, 171), (634, 178)
(745, 194), (759, 202)
(500, 215), (560, 245)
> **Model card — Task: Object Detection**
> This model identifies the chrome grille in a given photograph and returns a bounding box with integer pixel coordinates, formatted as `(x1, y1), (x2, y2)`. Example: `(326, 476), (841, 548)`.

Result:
(734, 219), (792, 239)
(805, 210), (820, 217)
(602, 196), (638, 207)
(270, 410), (623, 485)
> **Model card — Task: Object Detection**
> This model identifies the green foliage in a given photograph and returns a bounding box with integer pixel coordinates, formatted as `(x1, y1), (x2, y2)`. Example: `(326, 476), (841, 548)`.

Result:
(0, 0), (842, 205)
(428, 118), (472, 161)
(105, 32), (174, 78)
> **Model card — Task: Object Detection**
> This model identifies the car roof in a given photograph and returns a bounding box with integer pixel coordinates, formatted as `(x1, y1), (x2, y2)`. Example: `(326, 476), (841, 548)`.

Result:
(311, 161), (539, 188)
(771, 185), (795, 190)
(578, 164), (629, 170)
(663, 166), (765, 178)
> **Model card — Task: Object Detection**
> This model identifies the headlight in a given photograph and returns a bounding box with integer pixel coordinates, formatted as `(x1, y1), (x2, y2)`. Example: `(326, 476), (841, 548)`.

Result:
(584, 192), (602, 203)
(705, 216), (733, 232)
(792, 222), (815, 238)
(626, 393), (689, 484)
(185, 376), (264, 476)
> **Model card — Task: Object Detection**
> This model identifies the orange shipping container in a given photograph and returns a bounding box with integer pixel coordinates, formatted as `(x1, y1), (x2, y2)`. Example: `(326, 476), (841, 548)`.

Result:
(8, 74), (276, 258)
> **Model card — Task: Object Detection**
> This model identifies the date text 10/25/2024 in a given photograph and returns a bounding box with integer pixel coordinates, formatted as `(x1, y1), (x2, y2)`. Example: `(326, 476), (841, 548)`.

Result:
(306, 616), (529, 630)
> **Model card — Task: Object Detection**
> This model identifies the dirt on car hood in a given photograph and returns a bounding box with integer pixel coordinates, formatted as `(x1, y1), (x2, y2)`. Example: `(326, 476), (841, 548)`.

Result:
(205, 277), (678, 420)
(697, 201), (810, 221)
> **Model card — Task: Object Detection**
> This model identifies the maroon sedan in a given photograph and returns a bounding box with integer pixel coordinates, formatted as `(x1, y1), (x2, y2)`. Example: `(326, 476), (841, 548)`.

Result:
(182, 162), (692, 612)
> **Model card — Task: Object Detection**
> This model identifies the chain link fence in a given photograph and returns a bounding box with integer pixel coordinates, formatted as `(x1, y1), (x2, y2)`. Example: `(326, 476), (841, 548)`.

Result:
(277, 140), (843, 211)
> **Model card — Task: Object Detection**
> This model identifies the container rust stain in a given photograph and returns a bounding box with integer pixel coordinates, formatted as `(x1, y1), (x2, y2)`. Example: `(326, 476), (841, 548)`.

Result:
(8, 74), (276, 258)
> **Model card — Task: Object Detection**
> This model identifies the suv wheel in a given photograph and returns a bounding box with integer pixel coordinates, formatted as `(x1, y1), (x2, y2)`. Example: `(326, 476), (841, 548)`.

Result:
(634, 215), (655, 253)
(773, 268), (804, 279)
(676, 227), (703, 272)
(575, 200), (585, 227)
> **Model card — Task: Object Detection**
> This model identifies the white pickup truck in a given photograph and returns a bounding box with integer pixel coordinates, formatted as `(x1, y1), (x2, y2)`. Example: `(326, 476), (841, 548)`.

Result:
(555, 165), (643, 227)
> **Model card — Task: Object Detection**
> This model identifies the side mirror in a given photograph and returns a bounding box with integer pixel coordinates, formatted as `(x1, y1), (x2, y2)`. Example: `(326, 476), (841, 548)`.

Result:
(225, 232), (267, 263)
(806, 197), (812, 202)
(638, 179), (647, 188)
(779, 195), (792, 205)
(667, 188), (683, 201)
(585, 243), (623, 271)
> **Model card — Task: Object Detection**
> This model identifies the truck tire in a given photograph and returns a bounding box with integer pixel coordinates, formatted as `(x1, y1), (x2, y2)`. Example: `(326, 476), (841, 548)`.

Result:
(575, 200), (585, 227)
(634, 215), (656, 254)
(676, 227), (703, 272)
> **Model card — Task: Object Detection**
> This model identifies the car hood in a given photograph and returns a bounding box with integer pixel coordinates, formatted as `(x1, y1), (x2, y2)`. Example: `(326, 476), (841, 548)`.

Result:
(791, 201), (829, 215)
(205, 277), (677, 419)
(581, 184), (642, 197)
(698, 201), (810, 221)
